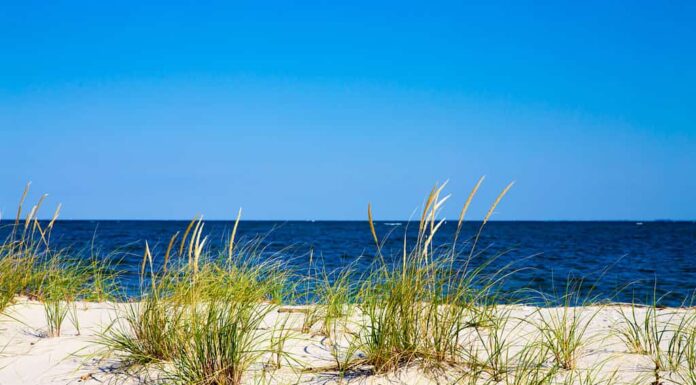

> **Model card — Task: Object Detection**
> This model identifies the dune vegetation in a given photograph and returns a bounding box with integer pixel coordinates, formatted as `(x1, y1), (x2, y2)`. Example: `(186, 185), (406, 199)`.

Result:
(0, 181), (695, 385)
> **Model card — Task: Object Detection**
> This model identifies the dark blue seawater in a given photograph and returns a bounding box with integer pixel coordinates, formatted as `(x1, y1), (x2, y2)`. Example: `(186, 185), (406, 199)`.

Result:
(2, 221), (695, 306)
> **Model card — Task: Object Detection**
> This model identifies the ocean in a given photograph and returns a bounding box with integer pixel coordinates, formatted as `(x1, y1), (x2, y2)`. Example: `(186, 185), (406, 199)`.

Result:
(3, 220), (695, 306)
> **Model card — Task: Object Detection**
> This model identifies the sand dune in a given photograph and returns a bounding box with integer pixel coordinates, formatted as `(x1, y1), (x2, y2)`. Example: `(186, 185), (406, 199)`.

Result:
(1, 297), (692, 385)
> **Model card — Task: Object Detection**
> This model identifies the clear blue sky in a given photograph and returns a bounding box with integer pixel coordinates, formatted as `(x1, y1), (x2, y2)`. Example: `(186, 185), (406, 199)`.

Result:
(1, 1), (694, 220)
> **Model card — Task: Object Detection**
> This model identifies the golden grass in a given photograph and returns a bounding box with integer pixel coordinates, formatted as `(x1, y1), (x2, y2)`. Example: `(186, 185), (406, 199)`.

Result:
(2, 180), (695, 385)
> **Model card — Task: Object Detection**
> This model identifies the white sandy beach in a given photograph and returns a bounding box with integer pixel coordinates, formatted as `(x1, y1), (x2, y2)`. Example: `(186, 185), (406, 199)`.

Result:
(0, 297), (692, 385)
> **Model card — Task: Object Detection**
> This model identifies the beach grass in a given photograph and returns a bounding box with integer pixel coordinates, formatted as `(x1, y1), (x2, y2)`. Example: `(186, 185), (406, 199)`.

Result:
(0, 184), (117, 338)
(613, 294), (696, 384)
(350, 181), (517, 374)
(533, 277), (603, 371)
(99, 214), (293, 384)
(2, 181), (696, 384)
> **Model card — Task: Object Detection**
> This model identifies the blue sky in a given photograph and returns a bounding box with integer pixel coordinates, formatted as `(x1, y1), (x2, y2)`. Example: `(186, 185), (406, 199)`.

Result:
(1, 1), (695, 220)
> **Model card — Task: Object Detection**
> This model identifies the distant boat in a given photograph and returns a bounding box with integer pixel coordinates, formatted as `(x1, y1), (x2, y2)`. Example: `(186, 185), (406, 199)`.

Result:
(385, 222), (402, 226)
(636, 222), (643, 226)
